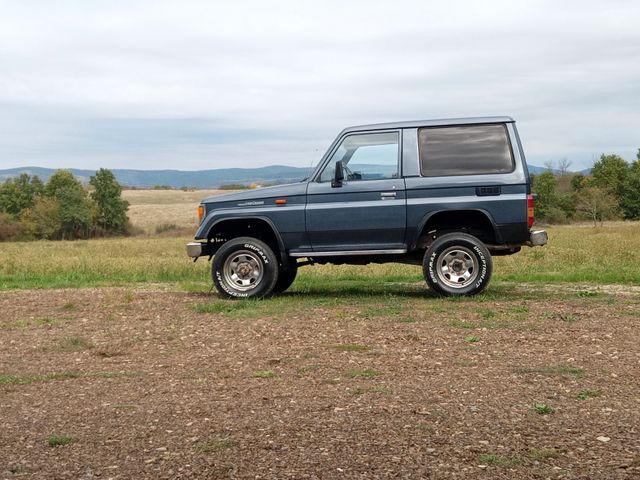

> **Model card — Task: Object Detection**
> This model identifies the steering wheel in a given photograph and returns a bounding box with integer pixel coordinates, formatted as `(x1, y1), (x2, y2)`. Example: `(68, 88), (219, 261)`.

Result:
(342, 163), (355, 181)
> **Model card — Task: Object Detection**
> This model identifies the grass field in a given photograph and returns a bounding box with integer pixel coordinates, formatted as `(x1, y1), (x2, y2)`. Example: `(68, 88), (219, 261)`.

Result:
(122, 188), (225, 233)
(1, 222), (639, 291)
(4, 188), (638, 291)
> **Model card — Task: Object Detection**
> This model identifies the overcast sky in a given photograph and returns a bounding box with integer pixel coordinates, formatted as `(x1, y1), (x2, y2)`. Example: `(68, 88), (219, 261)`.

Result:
(0, 0), (638, 171)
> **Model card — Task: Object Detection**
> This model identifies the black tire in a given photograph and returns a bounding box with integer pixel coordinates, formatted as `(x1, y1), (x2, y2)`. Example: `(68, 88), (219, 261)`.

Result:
(212, 237), (279, 299)
(273, 259), (298, 294)
(423, 233), (492, 297)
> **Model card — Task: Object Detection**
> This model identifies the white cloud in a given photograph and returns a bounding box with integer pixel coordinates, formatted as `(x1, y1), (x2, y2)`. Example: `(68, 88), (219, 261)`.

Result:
(0, 0), (638, 170)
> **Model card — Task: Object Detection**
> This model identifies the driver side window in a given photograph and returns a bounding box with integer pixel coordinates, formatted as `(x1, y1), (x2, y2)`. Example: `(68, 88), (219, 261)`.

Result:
(319, 132), (399, 183)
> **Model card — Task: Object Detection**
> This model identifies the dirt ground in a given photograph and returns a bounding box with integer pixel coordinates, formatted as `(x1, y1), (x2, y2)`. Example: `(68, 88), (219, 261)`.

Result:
(1, 286), (639, 479)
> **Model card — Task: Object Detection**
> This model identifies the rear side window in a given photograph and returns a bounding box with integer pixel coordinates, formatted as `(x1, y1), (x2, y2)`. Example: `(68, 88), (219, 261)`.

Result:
(418, 124), (514, 176)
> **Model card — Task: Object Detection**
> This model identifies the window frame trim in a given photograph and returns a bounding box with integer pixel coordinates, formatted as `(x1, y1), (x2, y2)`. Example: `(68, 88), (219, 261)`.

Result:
(312, 129), (402, 183)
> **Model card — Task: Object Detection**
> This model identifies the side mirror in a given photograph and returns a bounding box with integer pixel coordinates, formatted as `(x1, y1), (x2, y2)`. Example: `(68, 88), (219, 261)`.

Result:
(331, 161), (344, 188)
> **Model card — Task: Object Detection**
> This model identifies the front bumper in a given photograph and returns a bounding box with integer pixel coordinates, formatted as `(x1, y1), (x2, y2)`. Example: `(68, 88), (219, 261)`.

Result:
(186, 242), (217, 258)
(527, 230), (548, 247)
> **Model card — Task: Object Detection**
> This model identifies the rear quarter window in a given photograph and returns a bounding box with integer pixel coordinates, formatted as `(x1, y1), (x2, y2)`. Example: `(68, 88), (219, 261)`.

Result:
(418, 124), (514, 176)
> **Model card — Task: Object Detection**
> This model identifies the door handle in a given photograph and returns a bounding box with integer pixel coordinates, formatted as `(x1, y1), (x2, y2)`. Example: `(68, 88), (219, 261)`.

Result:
(380, 192), (396, 199)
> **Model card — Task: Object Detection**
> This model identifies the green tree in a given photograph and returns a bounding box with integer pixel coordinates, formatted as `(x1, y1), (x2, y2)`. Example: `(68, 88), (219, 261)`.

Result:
(576, 187), (618, 226)
(570, 173), (588, 192)
(532, 171), (558, 220)
(620, 161), (640, 219)
(591, 154), (629, 198)
(20, 197), (62, 239)
(44, 170), (92, 239)
(89, 168), (129, 234)
(0, 173), (44, 217)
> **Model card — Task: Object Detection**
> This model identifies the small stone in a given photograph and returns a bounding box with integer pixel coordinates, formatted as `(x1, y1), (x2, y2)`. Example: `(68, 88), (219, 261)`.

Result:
(596, 436), (611, 443)
(478, 440), (489, 445)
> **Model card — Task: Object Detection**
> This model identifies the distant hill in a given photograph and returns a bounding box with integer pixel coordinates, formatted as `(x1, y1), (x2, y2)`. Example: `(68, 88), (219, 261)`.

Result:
(0, 163), (565, 188)
(527, 164), (551, 175)
(0, 165), (313, 188)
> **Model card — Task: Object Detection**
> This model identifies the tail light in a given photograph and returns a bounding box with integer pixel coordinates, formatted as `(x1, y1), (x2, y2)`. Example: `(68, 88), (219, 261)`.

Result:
(197, 205), (205, 223)
(527, 194), (535, 228)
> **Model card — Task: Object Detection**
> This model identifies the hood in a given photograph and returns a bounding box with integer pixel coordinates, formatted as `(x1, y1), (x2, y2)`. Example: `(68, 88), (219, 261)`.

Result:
(201, 182), (308, 204)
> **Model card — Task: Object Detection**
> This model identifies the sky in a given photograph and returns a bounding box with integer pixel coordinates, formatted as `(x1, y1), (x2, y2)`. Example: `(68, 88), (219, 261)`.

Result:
(0, 0), (639, 171)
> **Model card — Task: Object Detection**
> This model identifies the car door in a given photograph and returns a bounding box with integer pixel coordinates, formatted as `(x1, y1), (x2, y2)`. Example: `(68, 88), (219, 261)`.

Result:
(305, 130), (407, 251)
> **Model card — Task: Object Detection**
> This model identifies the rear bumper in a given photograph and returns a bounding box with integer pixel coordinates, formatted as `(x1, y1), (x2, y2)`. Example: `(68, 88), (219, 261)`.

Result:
(527, 230), (548, 247)
(186, 242), (217, 258)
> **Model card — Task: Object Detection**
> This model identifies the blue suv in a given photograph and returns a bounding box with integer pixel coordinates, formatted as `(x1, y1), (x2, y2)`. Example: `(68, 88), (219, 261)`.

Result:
(187, 116), (547, 298)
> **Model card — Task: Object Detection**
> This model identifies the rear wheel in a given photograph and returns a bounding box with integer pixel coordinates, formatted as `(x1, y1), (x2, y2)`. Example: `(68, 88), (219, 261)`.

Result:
(273, 259), (298, 293)
(212, 237), (279, 299)
(423, 233), (492, 296)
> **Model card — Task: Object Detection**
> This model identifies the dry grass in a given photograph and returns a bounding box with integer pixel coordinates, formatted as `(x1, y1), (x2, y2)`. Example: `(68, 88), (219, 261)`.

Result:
(123, 189), (227, 234)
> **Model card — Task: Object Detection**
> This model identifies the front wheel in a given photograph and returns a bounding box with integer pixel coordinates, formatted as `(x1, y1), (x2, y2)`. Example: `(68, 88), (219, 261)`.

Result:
(212, 237), (279, 299)
(273, 258), (298, 294)
(423, 233), (492, 296)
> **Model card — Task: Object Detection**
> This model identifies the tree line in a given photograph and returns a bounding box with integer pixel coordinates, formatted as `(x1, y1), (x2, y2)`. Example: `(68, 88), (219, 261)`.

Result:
(0, 169), (129, 241)
(532, 150), (640, 225)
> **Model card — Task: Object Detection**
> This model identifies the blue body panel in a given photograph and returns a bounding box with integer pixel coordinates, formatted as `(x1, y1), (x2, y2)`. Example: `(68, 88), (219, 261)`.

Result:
(306, 178), (406, 250)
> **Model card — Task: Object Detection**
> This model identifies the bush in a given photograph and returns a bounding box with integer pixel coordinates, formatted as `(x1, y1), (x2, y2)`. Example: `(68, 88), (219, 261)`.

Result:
(155, 223), (179, 234)
(576, 186), (619, 226)
(0, 212), (22, 241)
(125, 221), (145, 237)
(544, 207), (570, 224)
(20, 197), (62, 240)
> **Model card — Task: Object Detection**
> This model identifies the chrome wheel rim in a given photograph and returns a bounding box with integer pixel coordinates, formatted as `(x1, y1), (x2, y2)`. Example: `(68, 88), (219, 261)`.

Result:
(223, 250), (264, 291)
(436, 246), (478, 289)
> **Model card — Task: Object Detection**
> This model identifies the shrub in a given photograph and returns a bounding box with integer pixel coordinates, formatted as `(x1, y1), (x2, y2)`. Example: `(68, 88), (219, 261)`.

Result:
(20, 197), (62, 240)
(545, 206), (569, 224)
(0, 212), (22, 241)
(576, 186), (619, 226)
(155, 223), (179, 234)
(125, 221), (145, 237)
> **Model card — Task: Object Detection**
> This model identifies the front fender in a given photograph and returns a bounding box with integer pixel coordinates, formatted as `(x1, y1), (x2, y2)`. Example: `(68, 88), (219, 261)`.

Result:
(195, 210), (286, 258)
